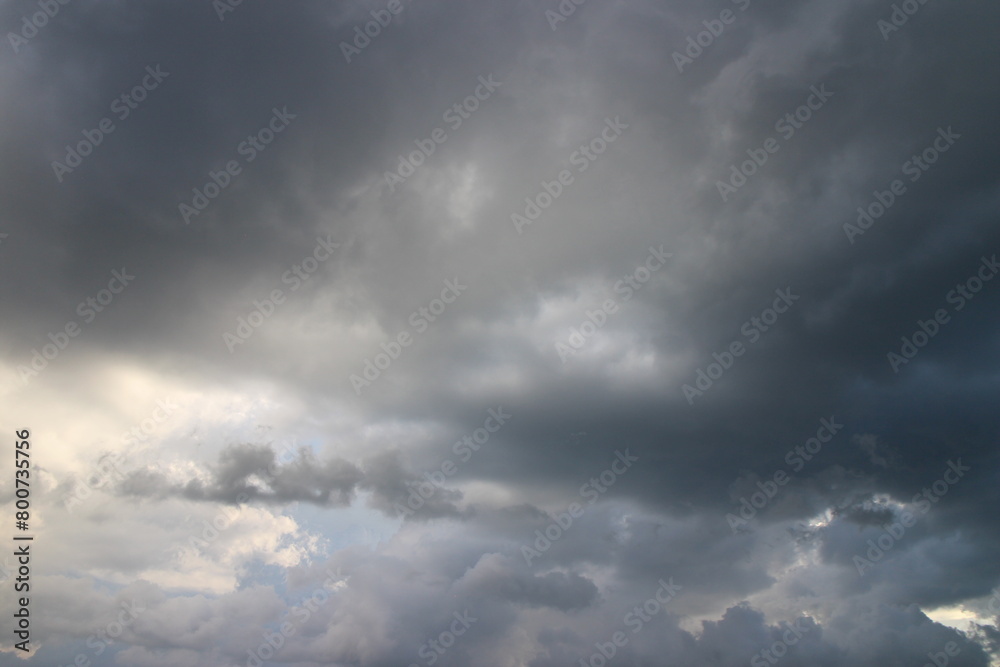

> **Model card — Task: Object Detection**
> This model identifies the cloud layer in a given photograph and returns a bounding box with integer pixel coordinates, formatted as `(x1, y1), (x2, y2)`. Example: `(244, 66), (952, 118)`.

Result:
(2, 0), (999, 665)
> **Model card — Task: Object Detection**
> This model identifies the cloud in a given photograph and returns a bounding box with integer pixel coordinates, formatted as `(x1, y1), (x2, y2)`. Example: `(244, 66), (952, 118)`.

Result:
(2, 0), (999, 664)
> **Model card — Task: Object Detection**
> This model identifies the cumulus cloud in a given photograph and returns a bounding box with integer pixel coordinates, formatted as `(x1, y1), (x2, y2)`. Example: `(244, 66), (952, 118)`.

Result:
(2, 0), (999, 664)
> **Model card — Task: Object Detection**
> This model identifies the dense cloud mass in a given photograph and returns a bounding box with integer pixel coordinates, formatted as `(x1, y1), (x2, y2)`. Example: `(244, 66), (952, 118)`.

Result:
(1, 0), (999, 665)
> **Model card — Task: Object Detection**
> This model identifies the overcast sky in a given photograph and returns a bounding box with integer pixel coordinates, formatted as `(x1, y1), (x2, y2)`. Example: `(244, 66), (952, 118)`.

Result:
(2, 0), (1000, 665)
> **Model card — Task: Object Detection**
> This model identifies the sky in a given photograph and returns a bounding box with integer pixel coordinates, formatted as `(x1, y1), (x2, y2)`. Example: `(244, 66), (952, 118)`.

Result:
(2, 0), (1000, 665)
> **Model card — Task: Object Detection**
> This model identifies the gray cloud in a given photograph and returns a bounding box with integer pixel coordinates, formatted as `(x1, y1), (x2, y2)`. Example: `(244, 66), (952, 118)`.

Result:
(3, 0), (1000, 664)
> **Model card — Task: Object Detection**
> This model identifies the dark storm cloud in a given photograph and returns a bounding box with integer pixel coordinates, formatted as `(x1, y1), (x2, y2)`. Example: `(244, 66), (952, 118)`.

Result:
(116, 442), (362, 505)
(4, 0), (1000, 664)
(113, 441), (472, 518)
(0, 0), (527, 352)
(359, 448), (468, 520)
